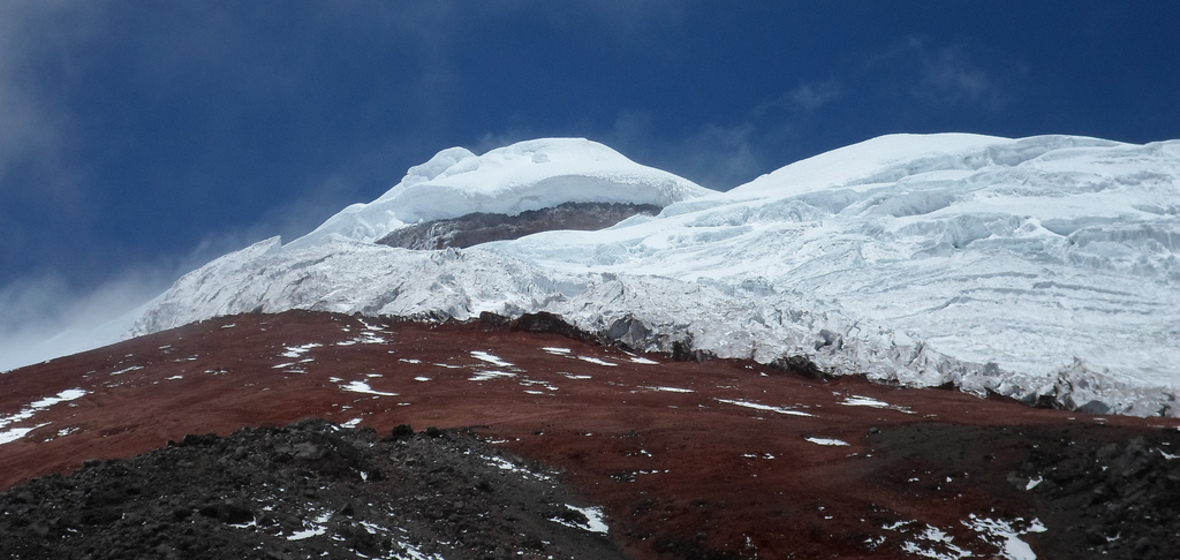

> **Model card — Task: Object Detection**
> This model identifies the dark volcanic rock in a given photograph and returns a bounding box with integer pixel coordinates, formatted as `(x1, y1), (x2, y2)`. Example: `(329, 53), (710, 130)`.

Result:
(376, 202), (662, 249)
(1015, 429), (1180, 560)
(4, 311), (1180, 559)
(0, 419), (624, 560)
(863, 422), (1180, 560)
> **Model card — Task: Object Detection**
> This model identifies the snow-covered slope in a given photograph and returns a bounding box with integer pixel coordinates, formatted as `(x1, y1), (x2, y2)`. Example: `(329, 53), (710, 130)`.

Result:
(286, 138), (710, 249)
(132, 134), (1180, 417)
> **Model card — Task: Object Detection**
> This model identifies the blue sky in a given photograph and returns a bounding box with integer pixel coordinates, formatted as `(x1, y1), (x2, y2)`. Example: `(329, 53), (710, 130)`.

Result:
(1, 1), (1178, 361)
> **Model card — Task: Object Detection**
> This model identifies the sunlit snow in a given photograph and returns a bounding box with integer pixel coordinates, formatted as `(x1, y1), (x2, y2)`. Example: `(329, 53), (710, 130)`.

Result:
(804, 437), (850, 447)
(576, 356), (618, 367)
(640, 386), (694, 393)
(964, 515), (1047, 560)
(468, 370), (517, 382)
(555, 504), (609, 534)
(0, 388), (89, 445)
(280, 343), (322, 358)
(715, 398), (814, 417)
(338, 381), (398, 397)
(287, 511), (332, 541)
(471, 351), (514, 368)
(130, 134), (1180, 417)
(839, 394), (916, 414)
(286, 138), (710, 248)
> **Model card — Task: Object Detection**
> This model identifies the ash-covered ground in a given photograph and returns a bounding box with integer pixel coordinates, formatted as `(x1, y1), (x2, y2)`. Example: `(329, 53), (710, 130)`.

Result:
(1016, 429), (1180, 560)
(0, 419), (623, 560)
(3, 311), (1180, 559)
(5, 419), (1180, 560)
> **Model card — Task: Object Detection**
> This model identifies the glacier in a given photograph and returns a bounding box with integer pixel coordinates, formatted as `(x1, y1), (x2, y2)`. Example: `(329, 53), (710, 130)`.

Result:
(131, 135), (1180, 417)
(286, 138), (711, 250)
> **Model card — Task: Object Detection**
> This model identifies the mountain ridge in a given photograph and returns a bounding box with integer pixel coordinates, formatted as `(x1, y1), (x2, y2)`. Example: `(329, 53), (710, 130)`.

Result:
(127, 133), (1179, 417)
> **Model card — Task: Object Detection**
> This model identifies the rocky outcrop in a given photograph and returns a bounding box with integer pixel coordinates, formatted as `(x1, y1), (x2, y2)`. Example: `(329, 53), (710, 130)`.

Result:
(376, 202), (661, 249)
(1014, 431), (1180, 560)
(0, 419), (623, 560)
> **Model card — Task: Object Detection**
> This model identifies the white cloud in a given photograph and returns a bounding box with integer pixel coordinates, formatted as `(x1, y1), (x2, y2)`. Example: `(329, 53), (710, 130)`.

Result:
(0, 2), (693, 373)
(756, 80), (843, 115)
(0, 271), (168, 372)
(911, 43), (1001, 109)
(470, 129), (537, 155)
(0, 1), (80, 195)
(0, 2), (155, 372)
(668, 122), (763, 190)
(596, 112), (765, 190)
(749, 37), (1013, 125)
(789, 81), (843, 112)
(870, 37), (1010, 111)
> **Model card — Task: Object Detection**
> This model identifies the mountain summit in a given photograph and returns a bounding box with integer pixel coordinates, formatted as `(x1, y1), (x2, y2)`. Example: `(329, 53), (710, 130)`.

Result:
(287, 138), (711, 249)
(133, 134), (1180, 417)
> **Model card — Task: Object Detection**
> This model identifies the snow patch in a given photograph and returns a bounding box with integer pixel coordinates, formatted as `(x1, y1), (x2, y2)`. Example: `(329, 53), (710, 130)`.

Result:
(468, 370), (517, 382)
(0, 388), (89, 445)
(471, 351), (514, 368)
(280, 343), (322, 359)
(551, 504), (609, 534)
(640, 386), (694, 393)
(899, 524), (973, 560)
(287, 511), (332, 541)
(963, 515), (1046, 560)
(839, 394), (916, 414)
(715, 398), (814, 417)
(338, 381), (398, 397)
(576, 356), (617, 367)
(0, 423), (47, 445)
(804, 437), (850, 447)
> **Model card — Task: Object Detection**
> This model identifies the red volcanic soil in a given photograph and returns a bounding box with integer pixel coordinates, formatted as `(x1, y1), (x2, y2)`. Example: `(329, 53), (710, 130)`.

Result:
(2, 311), (1178, 559)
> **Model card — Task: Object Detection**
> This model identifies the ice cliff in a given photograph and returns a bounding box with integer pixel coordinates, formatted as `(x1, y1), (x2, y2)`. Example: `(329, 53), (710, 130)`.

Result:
(132, 135), (1180, 417)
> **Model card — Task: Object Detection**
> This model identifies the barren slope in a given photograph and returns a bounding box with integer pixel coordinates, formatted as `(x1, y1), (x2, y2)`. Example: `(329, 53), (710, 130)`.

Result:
(2, 311), (1177, 559)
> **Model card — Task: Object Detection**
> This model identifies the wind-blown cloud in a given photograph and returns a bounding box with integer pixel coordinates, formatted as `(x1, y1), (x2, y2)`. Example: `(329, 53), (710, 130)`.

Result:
(788, 81), (843, 112)
(628, 42), (1013, 188)
(756, 80), (843, 115)
(0, 1), (84, 197)
(601, 112), (765, 191)
(0, 6), (1047, 372)
(751, 37), (1015, 128)
(905, 40), (1007, 110)
(867, 37), (1014, 111)
(0, 272), (167, 372)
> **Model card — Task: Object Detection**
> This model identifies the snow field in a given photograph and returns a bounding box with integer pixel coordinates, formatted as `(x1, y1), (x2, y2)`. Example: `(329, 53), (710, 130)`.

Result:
(287, 138), (710, 249)
(130, 134), (1180, 417)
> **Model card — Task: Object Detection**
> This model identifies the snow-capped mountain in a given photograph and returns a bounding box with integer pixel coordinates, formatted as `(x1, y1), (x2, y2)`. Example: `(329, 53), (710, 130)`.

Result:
(286, 138), (711, 250)
(131, 135), (1180, 417)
